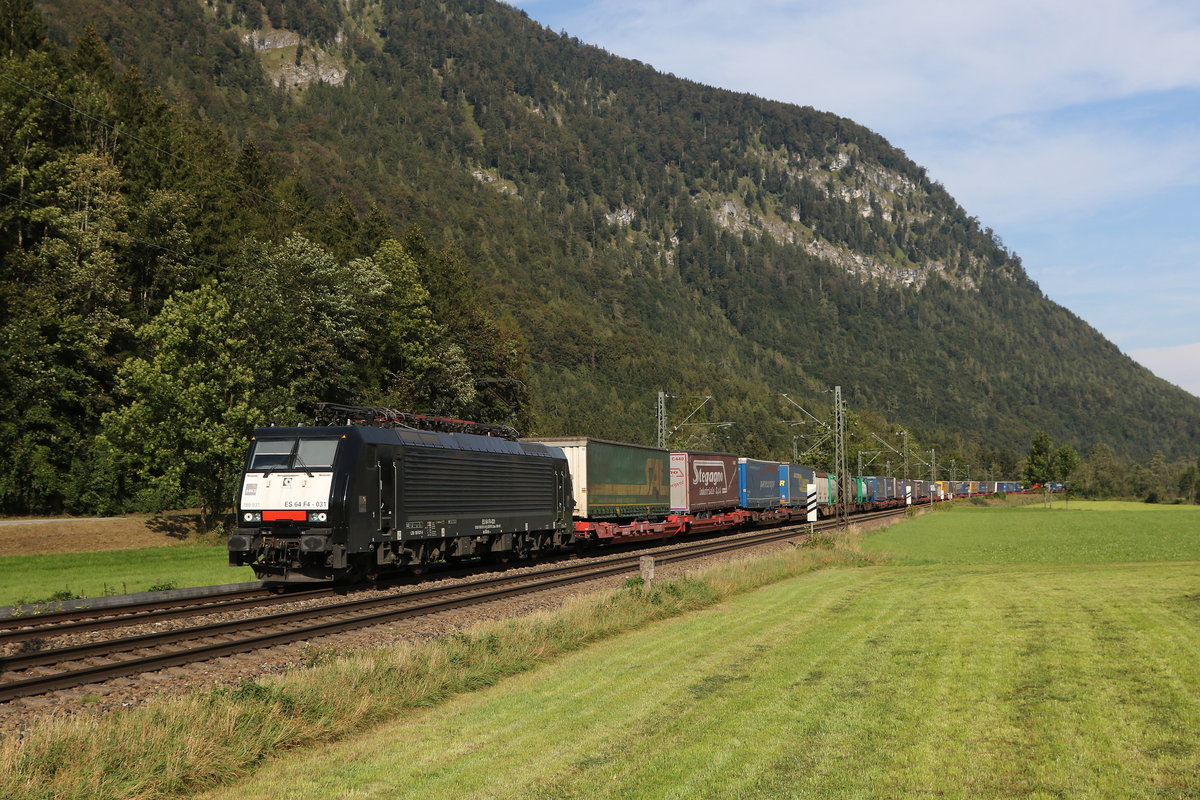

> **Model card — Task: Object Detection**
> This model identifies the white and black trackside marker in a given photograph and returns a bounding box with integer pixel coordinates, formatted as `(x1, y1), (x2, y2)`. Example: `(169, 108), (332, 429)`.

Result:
(806, 483), (818, 522)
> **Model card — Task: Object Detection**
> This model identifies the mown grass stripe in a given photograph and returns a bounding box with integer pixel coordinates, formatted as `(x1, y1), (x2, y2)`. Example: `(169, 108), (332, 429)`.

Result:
(8, 504), (1200, 799)
(195, 561), (1200, 799)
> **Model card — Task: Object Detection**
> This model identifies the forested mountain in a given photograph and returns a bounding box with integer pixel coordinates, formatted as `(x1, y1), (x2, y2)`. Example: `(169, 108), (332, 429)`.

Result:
(2, 0), (1198, 516)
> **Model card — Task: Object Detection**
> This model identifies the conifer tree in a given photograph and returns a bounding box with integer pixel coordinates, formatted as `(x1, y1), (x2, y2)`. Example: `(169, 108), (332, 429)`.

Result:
(0, 0), (47, 58)
(1024, 430), (1054, 486)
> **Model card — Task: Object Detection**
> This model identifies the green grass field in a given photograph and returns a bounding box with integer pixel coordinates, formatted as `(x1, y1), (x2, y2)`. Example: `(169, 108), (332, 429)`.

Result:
(864, 500), (1200, 565)
(1049, 500), (1200, 512)
(194, 501), (1200, 800)
(0, 546), (255, 607)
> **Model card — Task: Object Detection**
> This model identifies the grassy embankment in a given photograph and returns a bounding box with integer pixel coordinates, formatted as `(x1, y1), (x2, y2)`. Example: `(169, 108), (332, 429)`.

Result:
(0, 514), (254, 606)
(192, 501), (1199, 799)
(0, 526), (874, 800)
(4, 500), (1199, 799)
(0, 545), (254, 607)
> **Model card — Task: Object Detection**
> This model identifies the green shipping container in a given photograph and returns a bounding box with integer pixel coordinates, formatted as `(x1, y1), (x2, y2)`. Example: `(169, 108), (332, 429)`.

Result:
(519, 437), (670, 519)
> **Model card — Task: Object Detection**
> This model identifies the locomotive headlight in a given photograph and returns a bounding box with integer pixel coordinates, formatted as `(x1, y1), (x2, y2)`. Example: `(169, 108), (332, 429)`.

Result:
(307, 511), (328, 523)
(242, 511), (262, 523)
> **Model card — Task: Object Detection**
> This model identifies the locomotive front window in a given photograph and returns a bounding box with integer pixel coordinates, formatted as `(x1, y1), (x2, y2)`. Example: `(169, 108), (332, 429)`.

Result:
(296, 438), (339, 469)
(249, 438), (341, 471)
(250, 439), (294, 471)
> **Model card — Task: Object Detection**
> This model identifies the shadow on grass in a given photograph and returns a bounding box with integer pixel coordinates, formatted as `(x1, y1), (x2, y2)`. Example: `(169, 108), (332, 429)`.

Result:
(146, 513), (233, 540)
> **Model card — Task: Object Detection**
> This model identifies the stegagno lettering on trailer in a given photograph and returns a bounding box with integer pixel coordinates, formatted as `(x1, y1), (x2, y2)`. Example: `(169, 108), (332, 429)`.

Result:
(692, 460), (730, 496)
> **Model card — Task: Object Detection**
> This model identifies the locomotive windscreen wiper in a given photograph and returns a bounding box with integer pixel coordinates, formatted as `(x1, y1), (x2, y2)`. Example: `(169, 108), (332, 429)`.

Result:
(248, 437), (338, 475)
(291, 438), (340, 476)
(292, 444), (315, 478)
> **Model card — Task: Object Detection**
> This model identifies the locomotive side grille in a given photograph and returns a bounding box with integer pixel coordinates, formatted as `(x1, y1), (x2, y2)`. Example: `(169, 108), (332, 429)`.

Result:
(402, 450), (558, 515)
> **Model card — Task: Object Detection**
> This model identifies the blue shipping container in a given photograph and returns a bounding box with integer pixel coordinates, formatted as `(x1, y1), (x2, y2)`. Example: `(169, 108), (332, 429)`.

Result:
(788, 464), (810, 505)
(738, 458), (781, 509)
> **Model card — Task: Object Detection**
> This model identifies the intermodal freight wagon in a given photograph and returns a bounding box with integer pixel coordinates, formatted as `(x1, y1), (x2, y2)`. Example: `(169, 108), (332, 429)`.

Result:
(521, 437), (670, 519)
(229, 406), (1019, 582)
(669, 451), (740, 513)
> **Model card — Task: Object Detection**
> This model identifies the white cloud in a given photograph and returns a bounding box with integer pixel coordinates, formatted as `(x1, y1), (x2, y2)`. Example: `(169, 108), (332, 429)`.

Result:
(1129, 342), (1200, 397)
(918, 124), (1200, 225)
(511, 0), (1200, 350)
(555, 1), (1200, 132)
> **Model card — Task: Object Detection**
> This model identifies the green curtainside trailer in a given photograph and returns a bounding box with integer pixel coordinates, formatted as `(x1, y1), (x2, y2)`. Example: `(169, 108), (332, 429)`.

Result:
(520, 437), (670, 519)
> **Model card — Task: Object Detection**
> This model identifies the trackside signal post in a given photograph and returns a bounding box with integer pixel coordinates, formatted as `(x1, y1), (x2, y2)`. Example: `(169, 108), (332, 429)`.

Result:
(834, 385), (849, 527)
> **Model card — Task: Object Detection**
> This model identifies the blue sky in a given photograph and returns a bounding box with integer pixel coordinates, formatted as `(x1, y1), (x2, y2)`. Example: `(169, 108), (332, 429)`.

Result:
(509, 0), (1200, 397)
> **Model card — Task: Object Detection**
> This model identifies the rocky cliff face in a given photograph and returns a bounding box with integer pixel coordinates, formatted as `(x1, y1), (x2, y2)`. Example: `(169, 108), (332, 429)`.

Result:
(242, 27), (348, 90)
(690, 143), (985, 291)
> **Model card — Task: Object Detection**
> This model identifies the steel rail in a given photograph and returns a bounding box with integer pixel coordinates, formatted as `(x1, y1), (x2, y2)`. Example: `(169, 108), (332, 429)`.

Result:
(0, 588), (336, 644)
(1, 518), (844, 672)
(0, 588), (285, 632)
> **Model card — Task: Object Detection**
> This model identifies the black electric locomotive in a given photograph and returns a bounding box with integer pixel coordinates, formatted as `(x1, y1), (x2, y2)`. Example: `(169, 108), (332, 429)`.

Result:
(228, 424), (573, 581)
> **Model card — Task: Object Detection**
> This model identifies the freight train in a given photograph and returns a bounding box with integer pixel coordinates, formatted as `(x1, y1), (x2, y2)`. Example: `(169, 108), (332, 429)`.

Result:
(227, 406), (1017, 582)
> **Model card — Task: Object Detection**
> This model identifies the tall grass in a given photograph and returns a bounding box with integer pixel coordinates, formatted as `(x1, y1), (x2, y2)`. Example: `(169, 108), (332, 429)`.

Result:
(0, 532), (879, 800)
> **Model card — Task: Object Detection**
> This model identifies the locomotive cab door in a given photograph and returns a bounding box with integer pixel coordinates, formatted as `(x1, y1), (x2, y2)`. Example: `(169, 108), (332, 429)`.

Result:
(362, 444), (395, 533)
(379, 452), (395, 532)
(360, 446), (379, 531)
(555, 468), (565, 523)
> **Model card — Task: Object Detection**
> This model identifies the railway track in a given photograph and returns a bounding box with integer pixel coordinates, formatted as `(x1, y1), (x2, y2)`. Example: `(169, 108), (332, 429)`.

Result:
(0, 507), (910, 702)
(0, 587), (332, 645)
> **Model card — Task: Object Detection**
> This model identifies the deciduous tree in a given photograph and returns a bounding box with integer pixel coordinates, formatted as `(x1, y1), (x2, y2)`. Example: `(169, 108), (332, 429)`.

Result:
(1024, 430), (1054, 486)
(103, 283), (259, 527)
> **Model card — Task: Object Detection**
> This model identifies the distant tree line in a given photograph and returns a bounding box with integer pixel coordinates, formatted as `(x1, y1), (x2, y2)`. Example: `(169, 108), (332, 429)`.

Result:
(1025, 432), (1198, 504)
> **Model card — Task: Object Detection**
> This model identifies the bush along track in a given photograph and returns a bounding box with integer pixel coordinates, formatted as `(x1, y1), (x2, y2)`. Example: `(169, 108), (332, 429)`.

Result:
(0, 531), (878, 800)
